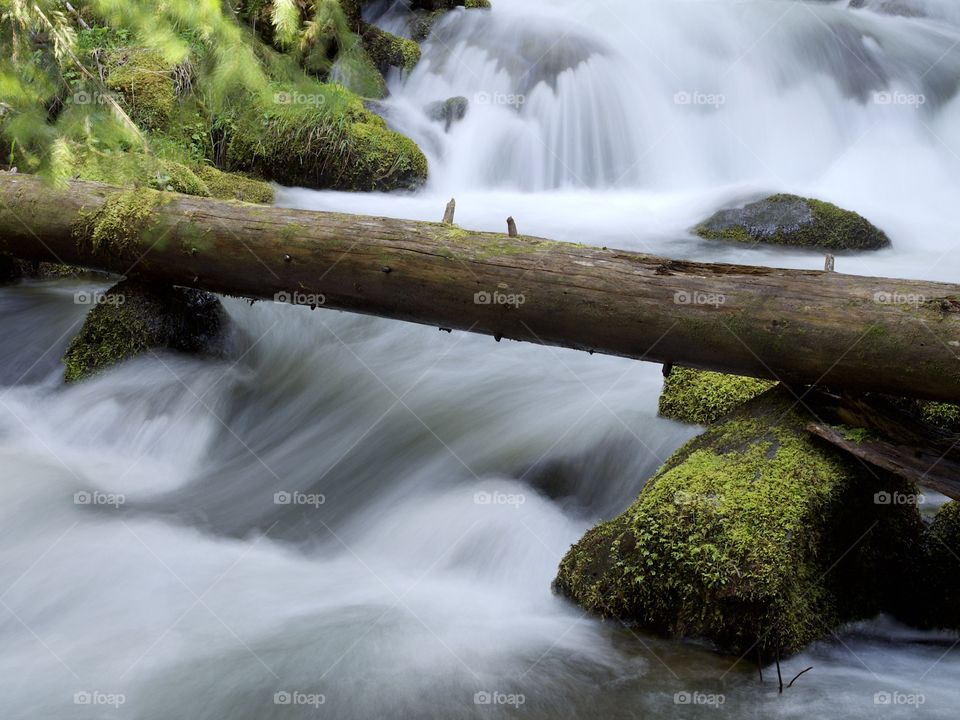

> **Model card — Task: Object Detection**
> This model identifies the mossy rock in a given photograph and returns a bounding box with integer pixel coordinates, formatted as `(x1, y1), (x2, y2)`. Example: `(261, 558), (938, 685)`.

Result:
(658, 367), (776, 425)
(196, 166), (274, 204)
(695, 194), (891, 251)
(223, 85), (428, 191)
(104, 48), (178, 131)
(896, 502), (960, 630)
(362, 24), (422, 76)
(554, 387), (922, 658)
(63, 280), (226, 383)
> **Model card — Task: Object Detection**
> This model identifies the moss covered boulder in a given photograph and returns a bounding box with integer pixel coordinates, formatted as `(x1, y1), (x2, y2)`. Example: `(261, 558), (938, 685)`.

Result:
(361, 23), (421, 76)
(695, 194), (891, 251)
(554, 387), (922, 658)
(223, 84), (427, 191)
(63, 280), (225, 383)
(659, 367), (776, 425)
(894, 502), (960, 630)
(104, 48), (178, 131)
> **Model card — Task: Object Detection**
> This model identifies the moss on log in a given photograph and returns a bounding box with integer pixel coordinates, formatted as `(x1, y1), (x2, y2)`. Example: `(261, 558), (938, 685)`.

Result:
(4, 175), (960, 402)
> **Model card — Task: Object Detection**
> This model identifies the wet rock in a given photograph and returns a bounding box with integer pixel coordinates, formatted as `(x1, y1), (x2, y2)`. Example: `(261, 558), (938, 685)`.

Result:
(848, 0), (926, 18)
(554, 387), (922, 658)
(63, 279), (226, 383)
(695, 194), (890, 251)
(425, 96), (468, 130)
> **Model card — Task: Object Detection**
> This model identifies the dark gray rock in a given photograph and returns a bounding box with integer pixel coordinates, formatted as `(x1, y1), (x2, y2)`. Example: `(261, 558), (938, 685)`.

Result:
(694, 194), (891, 251)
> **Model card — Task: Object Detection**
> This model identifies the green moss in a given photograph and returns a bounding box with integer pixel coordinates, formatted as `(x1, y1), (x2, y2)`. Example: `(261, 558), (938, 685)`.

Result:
(223, 85), (428, 190)
(918, 401), (960, 433)
(63, 280), (224, 383)
(555, 387), (922, 657)
(77, 150), (209, 196)
(104, 48), (178, 130)
(695, 194), (890, 251)
(73, 189), (166, 258)
(196, 166), (274, 204)
(362, 24), (422, 75)
(464, 0), (492, 7)
(658, 367), (776, 425)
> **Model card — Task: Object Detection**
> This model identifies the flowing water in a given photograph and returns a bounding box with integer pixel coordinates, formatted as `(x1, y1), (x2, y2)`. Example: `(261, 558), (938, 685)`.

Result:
(3, 1), (960, 717)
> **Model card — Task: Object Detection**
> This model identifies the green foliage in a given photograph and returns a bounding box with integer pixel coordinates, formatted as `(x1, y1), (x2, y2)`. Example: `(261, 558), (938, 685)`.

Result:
(658, 367), (776, 425)
(1, 0), (427, 191)
(918, 401), (960, 433)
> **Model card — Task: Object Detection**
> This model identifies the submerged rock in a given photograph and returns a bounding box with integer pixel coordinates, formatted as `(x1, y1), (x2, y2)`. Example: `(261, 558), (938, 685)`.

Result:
(63, 280), (226, 383)
(695, 194), (891, 251)
(554, 387), (921, 658)
(424, 96), (468, 131)
(658, 367), (776, 425)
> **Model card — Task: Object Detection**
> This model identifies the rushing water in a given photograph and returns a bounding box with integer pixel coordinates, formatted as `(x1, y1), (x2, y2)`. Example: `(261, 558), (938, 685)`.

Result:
(3, 1), (960, 718)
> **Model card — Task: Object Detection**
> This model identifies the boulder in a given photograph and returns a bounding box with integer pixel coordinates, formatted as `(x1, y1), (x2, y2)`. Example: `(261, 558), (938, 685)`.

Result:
(658, 367), (776, 425)
(63, 279), (226, 383)
(695, 194), (890, 251)
(554, 387), (922, 658)
(424, 96), (468, 131)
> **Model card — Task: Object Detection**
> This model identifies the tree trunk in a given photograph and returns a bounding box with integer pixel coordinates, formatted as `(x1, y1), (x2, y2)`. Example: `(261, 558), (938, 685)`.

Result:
(3, 174), (960, 402)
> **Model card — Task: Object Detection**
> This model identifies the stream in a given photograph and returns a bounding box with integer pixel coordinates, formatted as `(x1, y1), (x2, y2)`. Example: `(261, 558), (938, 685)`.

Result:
(2, 0), (959, 717)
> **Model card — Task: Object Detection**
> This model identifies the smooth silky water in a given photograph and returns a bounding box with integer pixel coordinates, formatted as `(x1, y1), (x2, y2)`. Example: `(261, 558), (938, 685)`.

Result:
(2, 0), (959, 717)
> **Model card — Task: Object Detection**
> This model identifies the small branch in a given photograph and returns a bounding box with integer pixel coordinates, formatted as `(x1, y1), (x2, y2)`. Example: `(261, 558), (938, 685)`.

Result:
(787, 666), (814, 689)
(63, 1), (91, 30)
(507, 216), (518, 237)
(443, 198), (456, 224)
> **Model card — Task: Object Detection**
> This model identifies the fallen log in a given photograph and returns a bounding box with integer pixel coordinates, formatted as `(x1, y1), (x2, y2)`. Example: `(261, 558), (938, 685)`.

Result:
(2, 173), (960, 402)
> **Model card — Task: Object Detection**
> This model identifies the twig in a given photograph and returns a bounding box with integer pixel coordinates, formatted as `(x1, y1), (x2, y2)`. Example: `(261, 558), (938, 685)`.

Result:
(786, 666), (814, 689)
